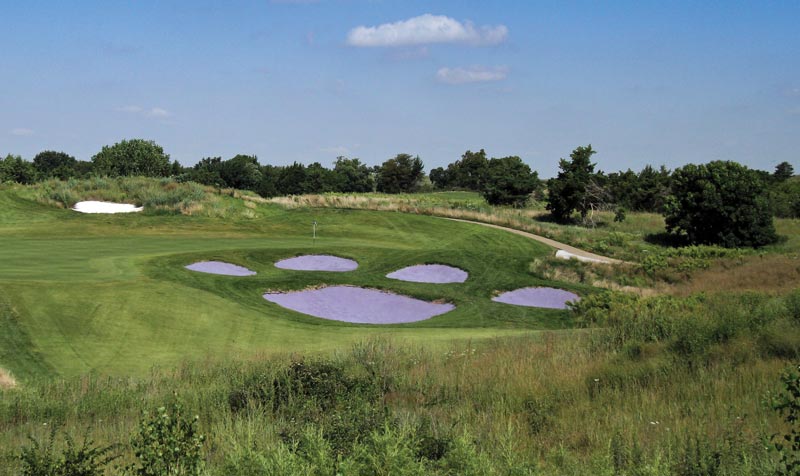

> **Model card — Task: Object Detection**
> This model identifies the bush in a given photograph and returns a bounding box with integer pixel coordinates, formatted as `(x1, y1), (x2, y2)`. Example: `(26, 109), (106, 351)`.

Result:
(130, 399), (205, 476)
(664, 160), (778, 247)
(18, 427), (118, 476)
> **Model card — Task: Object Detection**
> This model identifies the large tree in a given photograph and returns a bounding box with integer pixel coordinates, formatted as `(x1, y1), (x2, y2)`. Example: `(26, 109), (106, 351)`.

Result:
(92, 139), (171, 177)
(664, 160), (778, 248)
(220, 154), (262, 191)
(774, 161), (795, 182)
(481, 156), (539, 206)
(332, 156), (373, 193)
(32, 150), (77, 180)
(376, 154), (424, 194)
(0, 154), (37, 184)
(546, 145), (597, 221)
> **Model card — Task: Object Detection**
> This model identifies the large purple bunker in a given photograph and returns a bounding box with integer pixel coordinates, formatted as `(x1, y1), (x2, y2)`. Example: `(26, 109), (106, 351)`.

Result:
(263, 286), (454, 324)
(492, 287), (579, 310)
(275, 255), (358, 272)
(185, 261), (256, 276)
(387, 264), (468, 284)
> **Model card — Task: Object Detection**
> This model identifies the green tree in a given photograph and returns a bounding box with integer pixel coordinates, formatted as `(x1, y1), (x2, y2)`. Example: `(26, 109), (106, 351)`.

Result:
(546, 145), (597, 221)
(220, 154), (262, 191)
(376, 154), (424, 194)
(32, 150), (77, 180)
(453, 149), (489, 191)
(481, 156), (539, 206)
(189, 157), (225, 187)
(276, 162), (308, 195)
(91, 139), (170, 177)
(774, 161), (795, 182)
(428, 166), (451, 189)
(664, 160), (778, 247)
(303, 161), (336, 193)
(332, 156), (373, 193)
(0, 154), (37, 184)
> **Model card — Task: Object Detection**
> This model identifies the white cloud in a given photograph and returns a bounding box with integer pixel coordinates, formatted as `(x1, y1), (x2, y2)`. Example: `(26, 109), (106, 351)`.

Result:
(347, 14), (508, 47)
(146, 107), (171, 118)
(10, 128), (33, 136)
(117, 105), (171, 118)
(436, 66), (509, 84)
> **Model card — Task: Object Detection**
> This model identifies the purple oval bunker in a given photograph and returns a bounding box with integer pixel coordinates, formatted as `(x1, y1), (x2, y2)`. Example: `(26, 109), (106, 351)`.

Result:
(275, 255), (358, 272)
(263, 286), (454, 324)
(492, 287), (579, 310)
(387, 264), (468, 284)
(185, 261), (256, 276)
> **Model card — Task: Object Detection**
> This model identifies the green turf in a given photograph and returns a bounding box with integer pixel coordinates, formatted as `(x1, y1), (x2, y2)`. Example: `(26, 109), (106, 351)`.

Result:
(0, 184), (591, 379)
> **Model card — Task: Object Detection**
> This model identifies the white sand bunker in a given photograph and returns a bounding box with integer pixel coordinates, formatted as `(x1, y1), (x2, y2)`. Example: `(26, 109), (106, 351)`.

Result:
(493, 287), (580, 310)
(263, 285), (454, 324)
(275, 255), (358, 272)
(387, 264), (468, 284)
(72, 201), (143, 214)
(186, 261), (256, 276)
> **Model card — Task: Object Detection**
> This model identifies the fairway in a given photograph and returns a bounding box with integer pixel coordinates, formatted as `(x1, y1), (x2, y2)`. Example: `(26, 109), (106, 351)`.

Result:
(0, 186), (588, 379)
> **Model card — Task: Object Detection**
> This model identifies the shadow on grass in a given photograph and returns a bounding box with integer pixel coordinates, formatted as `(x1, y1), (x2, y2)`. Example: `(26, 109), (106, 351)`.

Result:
(644, 232), (687, 248)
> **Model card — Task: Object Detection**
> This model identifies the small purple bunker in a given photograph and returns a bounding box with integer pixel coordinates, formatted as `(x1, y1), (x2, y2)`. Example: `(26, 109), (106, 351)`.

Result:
(185, 261), (256, 276)
(387, 264), (468, 284)
(492, 287), (580, 310)
(275, 255), (358, 272)
(263, 285), (454, 324)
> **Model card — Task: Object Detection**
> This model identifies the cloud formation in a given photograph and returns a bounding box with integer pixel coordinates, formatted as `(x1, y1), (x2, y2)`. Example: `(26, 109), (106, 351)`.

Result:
(435, 66), (509, 84)
(347, 14), (507, 47)
(117, 105), (171, 118)
(10, 128), (34, 136)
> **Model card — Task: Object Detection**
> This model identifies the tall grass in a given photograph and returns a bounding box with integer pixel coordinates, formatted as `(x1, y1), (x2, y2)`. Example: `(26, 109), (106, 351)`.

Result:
(25, 177), (250, 218)
(2, 289), (798, 474)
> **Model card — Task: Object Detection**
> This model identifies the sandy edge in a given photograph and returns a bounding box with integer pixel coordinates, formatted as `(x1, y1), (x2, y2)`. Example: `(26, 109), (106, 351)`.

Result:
(440, 217), (625, 265)
(0, 368), (17, 389)
(72, 201), (143, 214)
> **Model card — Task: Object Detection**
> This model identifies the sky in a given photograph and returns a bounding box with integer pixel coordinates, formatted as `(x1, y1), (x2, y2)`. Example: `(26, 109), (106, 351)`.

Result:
(1, 0), (798, 177)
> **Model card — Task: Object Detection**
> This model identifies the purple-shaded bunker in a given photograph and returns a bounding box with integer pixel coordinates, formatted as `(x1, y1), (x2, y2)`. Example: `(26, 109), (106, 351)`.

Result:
(492, 287), (580, 310)
(263, 286), (454, 324)
(185, 261), (256, 276)
(387, 264), (468, 284)
(275, 255), (358, 272)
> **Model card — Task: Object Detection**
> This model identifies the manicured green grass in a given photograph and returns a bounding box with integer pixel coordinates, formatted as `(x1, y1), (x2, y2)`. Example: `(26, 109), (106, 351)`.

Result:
(0, 182), (587, 379)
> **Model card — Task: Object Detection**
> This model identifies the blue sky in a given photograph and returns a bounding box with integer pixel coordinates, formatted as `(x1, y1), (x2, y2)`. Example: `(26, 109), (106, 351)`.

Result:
(2, 1), (798, 177)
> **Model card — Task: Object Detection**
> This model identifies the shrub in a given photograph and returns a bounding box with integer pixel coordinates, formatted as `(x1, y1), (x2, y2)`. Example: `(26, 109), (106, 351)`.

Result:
(18, 427), (118, 476)
(130, 399), (205, 476)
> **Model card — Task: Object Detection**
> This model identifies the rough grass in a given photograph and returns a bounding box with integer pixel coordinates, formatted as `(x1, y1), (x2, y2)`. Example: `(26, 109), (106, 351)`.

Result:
(0, 331), (790, 475)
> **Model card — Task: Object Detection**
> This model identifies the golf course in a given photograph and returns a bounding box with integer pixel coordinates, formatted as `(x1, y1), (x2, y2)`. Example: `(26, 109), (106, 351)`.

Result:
(0, 179), (587, 380)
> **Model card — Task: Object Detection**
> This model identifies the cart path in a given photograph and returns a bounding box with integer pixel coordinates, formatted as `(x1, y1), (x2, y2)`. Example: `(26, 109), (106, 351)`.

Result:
(441, 217), (626, 265)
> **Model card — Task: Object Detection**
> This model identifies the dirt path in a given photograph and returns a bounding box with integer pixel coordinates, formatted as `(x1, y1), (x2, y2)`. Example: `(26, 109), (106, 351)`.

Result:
(441, 217), (626, 265)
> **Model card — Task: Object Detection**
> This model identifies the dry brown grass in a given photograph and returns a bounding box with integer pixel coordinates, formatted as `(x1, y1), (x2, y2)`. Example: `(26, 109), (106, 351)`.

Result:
(0, 368), (17, 389)
(670, 254), (800, 296)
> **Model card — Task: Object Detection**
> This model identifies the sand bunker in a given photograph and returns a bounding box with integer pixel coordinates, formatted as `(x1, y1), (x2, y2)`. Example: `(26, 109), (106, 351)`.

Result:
(185, 261), (256, 276)
(275, 255), (358, 272)
(263, 285), (454, 324)
(72, 201), (143, 214)
(387, 264), (468, 284)
(492, 287), (580, 309)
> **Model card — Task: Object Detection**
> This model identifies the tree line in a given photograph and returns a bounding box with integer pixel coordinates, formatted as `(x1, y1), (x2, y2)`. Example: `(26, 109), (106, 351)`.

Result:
(1, 138), (796, 248)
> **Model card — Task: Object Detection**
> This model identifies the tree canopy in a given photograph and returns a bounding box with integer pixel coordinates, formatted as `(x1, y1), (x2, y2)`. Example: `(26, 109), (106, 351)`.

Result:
(481, 156), (539, 206)
(32, 151), (78, 180)
(376, 154), (424, 193)
(92, 139), (171, 177)
(546, 145), (598, 221)
(664, 160), (778, 248)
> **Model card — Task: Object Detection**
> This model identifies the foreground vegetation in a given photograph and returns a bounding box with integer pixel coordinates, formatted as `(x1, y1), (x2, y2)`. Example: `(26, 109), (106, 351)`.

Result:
(2, 288), (799, 474)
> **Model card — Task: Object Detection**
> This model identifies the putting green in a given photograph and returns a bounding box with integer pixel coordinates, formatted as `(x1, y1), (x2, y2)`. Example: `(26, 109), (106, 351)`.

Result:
(0, 186), (591, 379)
